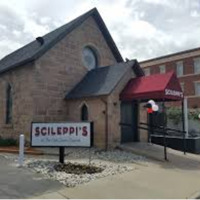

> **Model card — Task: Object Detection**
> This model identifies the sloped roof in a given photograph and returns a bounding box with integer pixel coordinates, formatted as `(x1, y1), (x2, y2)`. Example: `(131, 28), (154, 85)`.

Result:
(65, 60), (143, 99)
(0, 8), (123, 74)
(120, 71), (183, 101)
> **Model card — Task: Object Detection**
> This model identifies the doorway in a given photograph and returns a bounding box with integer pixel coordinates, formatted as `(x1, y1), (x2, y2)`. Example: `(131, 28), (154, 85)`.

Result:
(120, 101), (138, 143)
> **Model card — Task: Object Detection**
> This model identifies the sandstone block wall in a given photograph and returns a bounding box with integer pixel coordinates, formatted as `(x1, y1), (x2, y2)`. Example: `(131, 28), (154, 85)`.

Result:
(33, 16), (117, 123)
(0, 63), (36, 140)
(0, 16), (118, 143)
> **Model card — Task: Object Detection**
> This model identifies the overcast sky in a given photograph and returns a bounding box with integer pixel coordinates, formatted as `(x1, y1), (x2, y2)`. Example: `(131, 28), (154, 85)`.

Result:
(0, 0), (200, 61)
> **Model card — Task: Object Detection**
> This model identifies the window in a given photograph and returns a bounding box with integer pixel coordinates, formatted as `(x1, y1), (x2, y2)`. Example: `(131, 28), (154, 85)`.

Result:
(6, 84), (13, 124)
(159, 65), (166, 74)
(194, 57), (200, 74)
(180, 82), (184, 92)
(194, 82), (200, 96)
(81, 104), (88, 121)
(144, 68), (150, 76)
(82, 46), (98, 70)
(176, 61), (183, 77)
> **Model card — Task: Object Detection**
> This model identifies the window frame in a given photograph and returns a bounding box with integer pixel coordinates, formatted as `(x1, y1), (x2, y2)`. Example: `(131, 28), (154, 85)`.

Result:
(194, 57), (200, 74)
(82, 46), (98, 70)
(194, 81), (200, 96)
(5, 84), (13, 124)
(176, 61), (184, 77)
(81, 104), (89, 121)
(144, 67), (150, 76)
(180, 82), (184, 92)
(159, 65), (166, 74)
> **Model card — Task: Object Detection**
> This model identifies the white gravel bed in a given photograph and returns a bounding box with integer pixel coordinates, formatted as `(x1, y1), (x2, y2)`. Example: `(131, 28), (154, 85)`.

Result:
(2, 148), (147, 187)
(41, 147), (147, 163)
(25, 159), (134, 187)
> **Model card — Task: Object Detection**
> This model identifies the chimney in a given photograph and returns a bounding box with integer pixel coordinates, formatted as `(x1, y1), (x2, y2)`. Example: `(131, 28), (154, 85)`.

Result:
(36, 37), (44, 46)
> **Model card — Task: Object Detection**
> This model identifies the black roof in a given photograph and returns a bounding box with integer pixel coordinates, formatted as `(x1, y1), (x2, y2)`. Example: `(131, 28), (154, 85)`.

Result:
(65, 60), (144, 99)
(0, 8), (123, 74)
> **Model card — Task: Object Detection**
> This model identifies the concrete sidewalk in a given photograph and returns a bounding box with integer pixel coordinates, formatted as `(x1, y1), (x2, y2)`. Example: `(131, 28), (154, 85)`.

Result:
(119, 142), (200, 171)
(35, 161), (200, 199)
(119, 142), (187, 161)
(0, 154), (64, 199)
(34, 147), (200, 199)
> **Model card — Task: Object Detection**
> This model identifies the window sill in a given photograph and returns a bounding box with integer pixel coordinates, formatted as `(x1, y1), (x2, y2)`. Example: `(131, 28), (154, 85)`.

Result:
(3, 124), (13, 129)
(186, 95), (200, 98)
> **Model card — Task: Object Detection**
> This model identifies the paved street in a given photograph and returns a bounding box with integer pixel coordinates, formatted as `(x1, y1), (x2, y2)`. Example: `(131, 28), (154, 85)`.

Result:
(0, 154), (65, 199)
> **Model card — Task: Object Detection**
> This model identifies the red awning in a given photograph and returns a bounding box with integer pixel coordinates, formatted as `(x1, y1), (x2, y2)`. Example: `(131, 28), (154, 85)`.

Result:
(120, 71), (183, 101)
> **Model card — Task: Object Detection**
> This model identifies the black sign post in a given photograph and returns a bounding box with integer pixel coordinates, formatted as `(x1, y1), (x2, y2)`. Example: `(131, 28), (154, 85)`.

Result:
(59, 147), (65, 164)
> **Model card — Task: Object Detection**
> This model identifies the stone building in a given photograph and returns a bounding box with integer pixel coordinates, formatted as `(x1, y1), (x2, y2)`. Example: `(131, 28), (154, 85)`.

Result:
(140, 47), (200, 108)
(0, 8), (144, 148)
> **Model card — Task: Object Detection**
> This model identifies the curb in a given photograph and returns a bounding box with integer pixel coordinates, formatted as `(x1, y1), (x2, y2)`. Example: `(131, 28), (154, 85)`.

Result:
(188, 191), (200, 199)
(117, 145), (165, 162)
(0, 149), (43, 155)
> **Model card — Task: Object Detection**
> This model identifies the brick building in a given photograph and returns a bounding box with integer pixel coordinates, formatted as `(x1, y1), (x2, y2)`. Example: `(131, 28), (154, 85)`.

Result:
(140, 48), (200, 108)
(0, 8), (146, 148)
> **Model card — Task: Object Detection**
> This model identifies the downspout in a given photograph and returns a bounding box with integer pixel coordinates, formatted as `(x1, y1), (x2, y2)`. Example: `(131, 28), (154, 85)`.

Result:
(101, 98), (108, 150)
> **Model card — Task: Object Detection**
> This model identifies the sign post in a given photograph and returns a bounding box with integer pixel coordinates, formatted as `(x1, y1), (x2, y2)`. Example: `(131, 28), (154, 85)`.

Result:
(59, 147), (65, 164)
(31, 122), (92, 163)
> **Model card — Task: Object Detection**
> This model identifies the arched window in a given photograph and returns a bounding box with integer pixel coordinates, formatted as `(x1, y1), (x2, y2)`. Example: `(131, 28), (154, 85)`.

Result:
(81, 104), (88, 121)
(6, 84), (12, 124)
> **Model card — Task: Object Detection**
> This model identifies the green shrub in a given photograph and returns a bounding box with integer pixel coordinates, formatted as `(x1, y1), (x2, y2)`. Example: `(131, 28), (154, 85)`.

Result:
(167, 107), (182, 125)
(167, 107), (200, 124)
(189, 109), (200, 120)
(0, 137), (17, 146)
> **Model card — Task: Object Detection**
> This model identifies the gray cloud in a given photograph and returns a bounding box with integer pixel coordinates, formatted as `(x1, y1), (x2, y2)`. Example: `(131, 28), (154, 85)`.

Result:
(0, 0), (200, 61)
(115, 0), (200, 60)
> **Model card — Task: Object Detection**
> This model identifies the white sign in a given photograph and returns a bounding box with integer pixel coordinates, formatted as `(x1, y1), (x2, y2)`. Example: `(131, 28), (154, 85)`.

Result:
(165, 89), (183, 98)
(31, 122), (91, 147)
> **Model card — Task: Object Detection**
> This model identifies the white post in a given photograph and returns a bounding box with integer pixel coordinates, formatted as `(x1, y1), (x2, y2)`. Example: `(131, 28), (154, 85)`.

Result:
(184, 98), (189, 137)
(18, 134), (24, 167)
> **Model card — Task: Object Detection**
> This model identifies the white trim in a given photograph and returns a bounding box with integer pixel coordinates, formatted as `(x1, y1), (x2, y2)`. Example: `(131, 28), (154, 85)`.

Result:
(78, 101), (89, 109)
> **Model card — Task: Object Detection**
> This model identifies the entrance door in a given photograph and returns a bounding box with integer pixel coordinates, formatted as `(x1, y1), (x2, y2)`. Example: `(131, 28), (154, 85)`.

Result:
(120, 101), (138, 143)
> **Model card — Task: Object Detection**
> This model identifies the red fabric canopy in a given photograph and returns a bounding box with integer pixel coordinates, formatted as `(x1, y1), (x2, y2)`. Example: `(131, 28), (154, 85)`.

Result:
(120, 71), (183, 101)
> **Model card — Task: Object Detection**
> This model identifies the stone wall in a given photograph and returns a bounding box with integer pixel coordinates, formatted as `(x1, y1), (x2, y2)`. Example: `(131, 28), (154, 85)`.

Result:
(33, 16), (117, 123)
(107, 67), (136, 148)
(0, 16), (117, 142)
(0, 63), (36, 140)
(66, 97), (106, 149)
(66, 66), (136, 149)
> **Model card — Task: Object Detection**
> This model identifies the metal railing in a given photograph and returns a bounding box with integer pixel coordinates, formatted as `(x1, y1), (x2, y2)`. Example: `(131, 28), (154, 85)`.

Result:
(138, 122), (186, 160)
